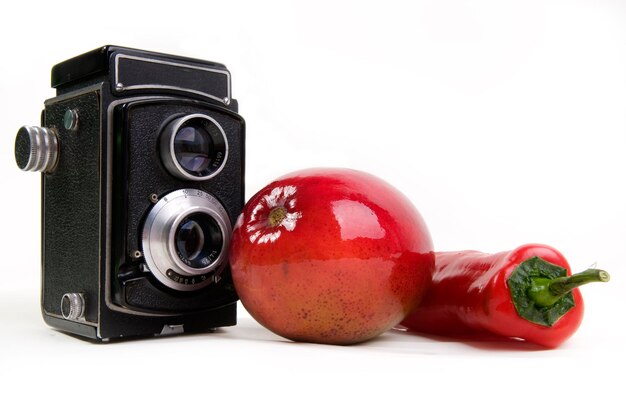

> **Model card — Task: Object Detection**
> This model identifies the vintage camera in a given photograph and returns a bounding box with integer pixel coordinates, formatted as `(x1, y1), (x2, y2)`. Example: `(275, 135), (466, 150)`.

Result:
(14, 46), (245, 341)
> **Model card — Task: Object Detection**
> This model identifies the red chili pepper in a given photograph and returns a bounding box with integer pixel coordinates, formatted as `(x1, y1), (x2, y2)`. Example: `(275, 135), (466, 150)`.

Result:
(400, 244), (609, 348)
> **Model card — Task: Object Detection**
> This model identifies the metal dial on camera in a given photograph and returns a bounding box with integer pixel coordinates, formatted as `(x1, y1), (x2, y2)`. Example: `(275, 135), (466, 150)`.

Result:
(15, 126), (59, 173)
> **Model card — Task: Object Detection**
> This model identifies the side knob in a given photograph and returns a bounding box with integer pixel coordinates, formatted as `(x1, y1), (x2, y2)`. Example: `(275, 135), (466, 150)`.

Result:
(61, 293), (85, 321)
(15, 126), (59, 173)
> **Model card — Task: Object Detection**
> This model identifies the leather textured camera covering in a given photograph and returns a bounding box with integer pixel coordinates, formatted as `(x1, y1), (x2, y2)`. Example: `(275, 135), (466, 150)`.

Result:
(42, 90), (101, 324)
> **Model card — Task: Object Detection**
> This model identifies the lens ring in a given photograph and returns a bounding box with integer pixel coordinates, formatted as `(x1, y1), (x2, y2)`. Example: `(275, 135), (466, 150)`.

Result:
(160, 114), (229, 181)
(141, 189), (232, 291)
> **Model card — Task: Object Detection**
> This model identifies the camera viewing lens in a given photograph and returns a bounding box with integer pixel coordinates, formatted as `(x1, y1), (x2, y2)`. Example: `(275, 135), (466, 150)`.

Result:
(175, 213), (224, 269)
(161, 114), (228, 181)
(173, 124), (212, 174)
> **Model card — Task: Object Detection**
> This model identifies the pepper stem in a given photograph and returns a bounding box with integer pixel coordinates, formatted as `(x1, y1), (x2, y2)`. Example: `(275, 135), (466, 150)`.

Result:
(509, 257), (611, 326)
(549, 269), (610, 296)
(528, 268), (610, 308)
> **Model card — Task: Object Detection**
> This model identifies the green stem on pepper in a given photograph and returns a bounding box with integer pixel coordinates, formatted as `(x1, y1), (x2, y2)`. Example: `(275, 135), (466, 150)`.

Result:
(508, 256), (610, 327)
(550, 269), (611, 295)
(529, 268), (610, 307)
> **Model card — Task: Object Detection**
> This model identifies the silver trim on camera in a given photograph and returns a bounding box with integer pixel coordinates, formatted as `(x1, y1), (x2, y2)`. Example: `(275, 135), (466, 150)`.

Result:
(160, 114), (229, 181)
(141, 188), (231, 292)
(114, 54), (231, 105)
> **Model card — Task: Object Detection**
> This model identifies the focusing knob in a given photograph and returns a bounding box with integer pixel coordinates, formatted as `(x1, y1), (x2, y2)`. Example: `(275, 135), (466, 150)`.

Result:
(15, 126), (59, 173)
(61, 293), (86, 321)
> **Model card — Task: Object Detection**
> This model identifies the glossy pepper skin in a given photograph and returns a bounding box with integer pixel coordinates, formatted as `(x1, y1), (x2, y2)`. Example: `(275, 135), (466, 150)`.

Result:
(400, 244), (608, 348)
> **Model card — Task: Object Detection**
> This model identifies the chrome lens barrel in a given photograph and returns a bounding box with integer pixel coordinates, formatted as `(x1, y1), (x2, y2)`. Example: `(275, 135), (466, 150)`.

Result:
(142, 189), (232, 291)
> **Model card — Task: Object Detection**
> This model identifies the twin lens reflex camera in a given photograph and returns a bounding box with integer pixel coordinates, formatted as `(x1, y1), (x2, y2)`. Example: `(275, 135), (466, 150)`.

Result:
(14, 46), (245, 341)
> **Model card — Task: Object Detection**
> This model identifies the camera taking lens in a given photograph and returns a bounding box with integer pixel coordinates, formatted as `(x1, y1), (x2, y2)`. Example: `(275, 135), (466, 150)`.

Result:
(142, 188), (232, 292)
(175, 213), (224, 269)
(161, 114), (228, 181)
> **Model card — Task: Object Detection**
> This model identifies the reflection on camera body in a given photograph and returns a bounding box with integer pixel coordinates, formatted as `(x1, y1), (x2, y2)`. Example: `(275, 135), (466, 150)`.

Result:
(15, 46), (245, 341)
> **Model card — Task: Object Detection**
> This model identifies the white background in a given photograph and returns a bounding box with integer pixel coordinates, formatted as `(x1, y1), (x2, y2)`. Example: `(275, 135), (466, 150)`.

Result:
(1, 0), (624, 414)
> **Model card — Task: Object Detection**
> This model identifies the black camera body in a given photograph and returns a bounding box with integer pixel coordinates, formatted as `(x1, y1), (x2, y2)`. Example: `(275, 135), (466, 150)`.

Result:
(15, 46), (245, 340)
